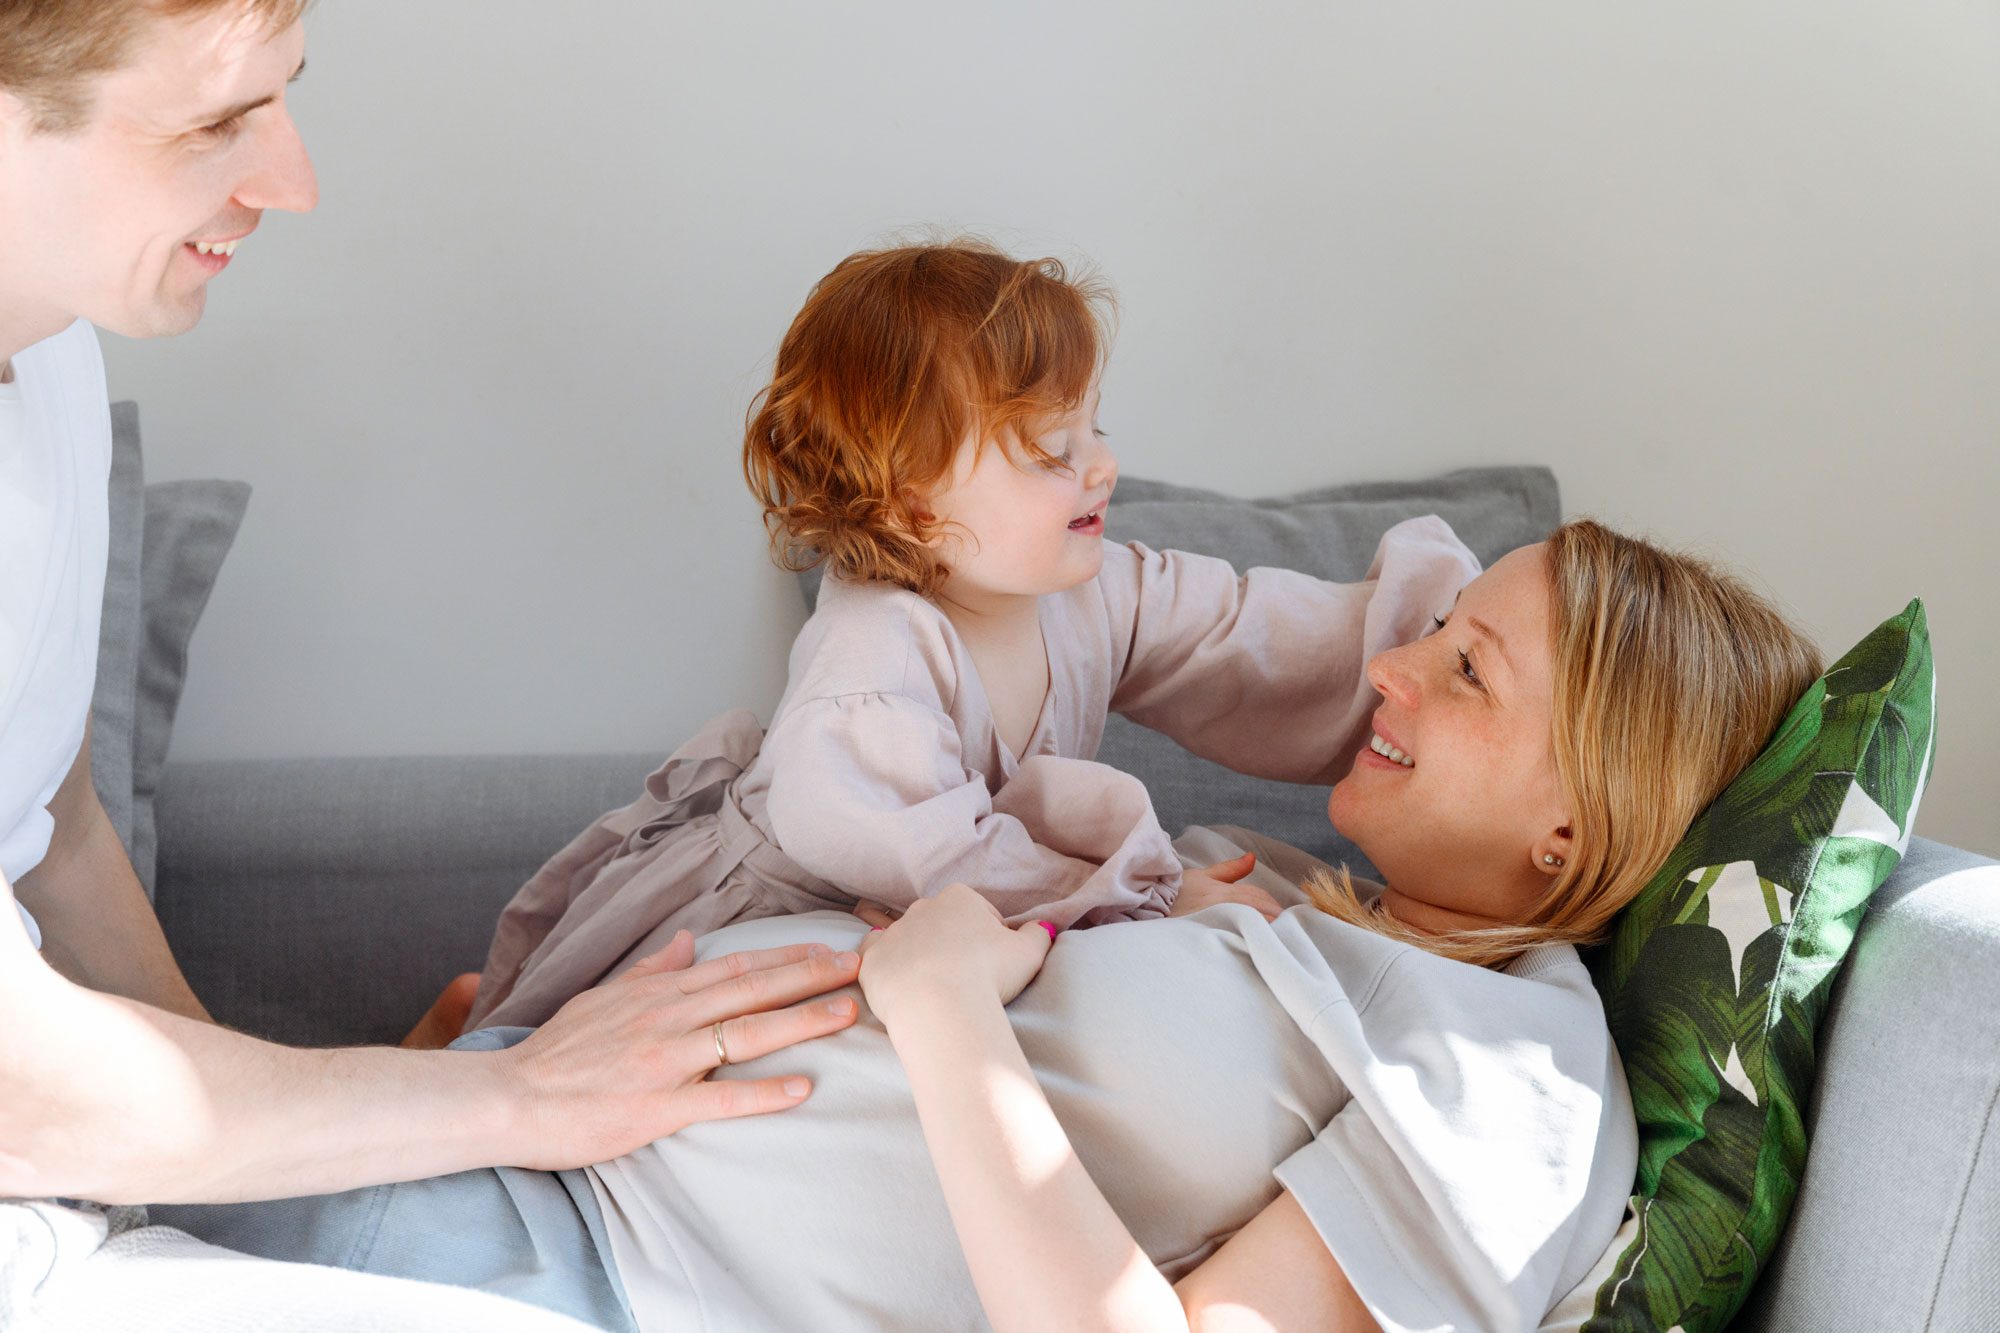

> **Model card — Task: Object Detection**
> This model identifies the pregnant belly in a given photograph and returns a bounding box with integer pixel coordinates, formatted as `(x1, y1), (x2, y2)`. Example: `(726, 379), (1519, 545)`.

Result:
(591, 910), (1344, 1333)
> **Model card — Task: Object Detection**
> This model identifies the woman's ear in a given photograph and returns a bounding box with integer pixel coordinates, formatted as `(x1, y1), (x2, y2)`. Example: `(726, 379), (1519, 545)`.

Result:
(1532, 823), (1576, 877)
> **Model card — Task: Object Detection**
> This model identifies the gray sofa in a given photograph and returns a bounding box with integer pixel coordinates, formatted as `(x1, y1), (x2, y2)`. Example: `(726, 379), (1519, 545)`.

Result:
(123, 454), (1997, 1330)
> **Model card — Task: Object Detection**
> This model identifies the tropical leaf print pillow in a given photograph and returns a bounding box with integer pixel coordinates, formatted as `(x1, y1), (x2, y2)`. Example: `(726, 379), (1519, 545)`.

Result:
(1580, 599), (1934, 1333)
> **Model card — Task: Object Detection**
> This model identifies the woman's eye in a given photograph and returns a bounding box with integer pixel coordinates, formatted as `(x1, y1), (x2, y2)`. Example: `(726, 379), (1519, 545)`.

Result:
(1429, 614), (1448, 634)
(1456, 648), (1482, 687)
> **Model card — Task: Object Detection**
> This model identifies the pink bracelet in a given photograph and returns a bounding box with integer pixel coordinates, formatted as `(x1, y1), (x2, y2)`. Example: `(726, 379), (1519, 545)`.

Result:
(1037, 920), (1059, 942)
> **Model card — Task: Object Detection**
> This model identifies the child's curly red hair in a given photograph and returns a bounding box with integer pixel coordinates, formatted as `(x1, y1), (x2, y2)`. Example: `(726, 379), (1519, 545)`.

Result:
(743, 238), (1113, 597)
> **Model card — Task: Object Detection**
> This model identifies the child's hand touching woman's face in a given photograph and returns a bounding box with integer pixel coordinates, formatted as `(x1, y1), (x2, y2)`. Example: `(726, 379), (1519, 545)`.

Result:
(919, 390), (1117, 613)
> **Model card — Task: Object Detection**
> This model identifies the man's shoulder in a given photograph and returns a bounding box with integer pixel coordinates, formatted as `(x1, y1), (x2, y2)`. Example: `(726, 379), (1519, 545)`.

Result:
(15, 320), (104, 380)
(10, 321), (112, 479)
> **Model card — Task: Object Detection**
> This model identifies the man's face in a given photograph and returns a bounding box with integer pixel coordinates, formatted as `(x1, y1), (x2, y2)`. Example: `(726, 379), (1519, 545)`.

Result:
(0, 5), (316, 342)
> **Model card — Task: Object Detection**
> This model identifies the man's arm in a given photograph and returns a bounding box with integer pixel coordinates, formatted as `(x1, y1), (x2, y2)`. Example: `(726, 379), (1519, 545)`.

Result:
(12, 724), (208, 1020)
(0, 879), (862, 1203)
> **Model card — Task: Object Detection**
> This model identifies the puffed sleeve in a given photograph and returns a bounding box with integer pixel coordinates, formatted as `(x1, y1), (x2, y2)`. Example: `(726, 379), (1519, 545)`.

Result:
(763, 692), (1182, 925)
(1101, 516), (1480, 784)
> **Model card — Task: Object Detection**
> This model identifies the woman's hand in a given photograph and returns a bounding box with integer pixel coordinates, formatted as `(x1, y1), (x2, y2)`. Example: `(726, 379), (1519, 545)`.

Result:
(858, 883), (1053, 1025)
(501, 930), (861, 1170)
(1169, 851), (1283, 921)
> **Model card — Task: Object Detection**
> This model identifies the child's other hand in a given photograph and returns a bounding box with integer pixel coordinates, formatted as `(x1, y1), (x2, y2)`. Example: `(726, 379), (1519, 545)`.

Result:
(1169, 852), (1283, 922)
(858, 883), (1052, 1022)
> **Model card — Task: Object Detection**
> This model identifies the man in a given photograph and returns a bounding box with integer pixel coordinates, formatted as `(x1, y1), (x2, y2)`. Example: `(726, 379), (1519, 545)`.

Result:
(0, 0), (858, 1226)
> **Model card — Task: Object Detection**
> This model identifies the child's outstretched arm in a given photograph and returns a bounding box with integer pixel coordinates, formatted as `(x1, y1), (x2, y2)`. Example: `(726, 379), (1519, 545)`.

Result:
(1101, 516), (1480, 786)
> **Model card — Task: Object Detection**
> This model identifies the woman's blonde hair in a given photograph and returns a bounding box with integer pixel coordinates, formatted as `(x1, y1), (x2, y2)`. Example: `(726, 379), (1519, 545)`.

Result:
(1308, 519), (1824, 969)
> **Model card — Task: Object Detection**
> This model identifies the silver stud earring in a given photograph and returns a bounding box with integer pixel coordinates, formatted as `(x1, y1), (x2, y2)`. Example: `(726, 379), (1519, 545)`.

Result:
(1543, 854), (1565, 867)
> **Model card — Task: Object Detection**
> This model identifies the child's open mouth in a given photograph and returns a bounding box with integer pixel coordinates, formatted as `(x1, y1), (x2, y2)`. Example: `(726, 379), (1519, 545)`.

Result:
(1068, 503), (1106, 535)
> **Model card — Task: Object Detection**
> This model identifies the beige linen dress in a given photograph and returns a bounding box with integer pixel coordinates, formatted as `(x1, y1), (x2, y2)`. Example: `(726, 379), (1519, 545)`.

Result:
(468, 517), (1478, 1028)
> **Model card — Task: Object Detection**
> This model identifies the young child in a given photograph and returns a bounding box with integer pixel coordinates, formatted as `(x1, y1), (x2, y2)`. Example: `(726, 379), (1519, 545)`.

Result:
(467, 239), (1478, 1029)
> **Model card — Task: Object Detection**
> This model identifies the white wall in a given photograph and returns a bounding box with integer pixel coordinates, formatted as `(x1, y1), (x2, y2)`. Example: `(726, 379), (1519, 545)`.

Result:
(103, 1), (2000, 856)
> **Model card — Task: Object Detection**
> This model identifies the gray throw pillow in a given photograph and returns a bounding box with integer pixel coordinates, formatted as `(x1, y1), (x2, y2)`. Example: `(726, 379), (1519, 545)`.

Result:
(130, 479), (250, 893)
(90, 402), (147, 854)
(88, 401), (253, 895)
(796, 466), (1560, 868)
(1103, 466), (1560, 573)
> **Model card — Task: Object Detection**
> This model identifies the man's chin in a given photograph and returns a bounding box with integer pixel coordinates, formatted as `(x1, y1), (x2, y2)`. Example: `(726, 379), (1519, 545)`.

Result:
(99, 288), (208, 340)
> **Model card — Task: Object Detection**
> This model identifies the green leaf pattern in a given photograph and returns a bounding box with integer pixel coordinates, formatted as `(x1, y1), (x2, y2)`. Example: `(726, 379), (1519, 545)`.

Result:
(1580, 602), (1933, 1333)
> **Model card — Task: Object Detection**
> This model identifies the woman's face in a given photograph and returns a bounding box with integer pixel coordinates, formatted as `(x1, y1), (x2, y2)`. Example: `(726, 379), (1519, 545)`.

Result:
(1327, 543), (1574, 928)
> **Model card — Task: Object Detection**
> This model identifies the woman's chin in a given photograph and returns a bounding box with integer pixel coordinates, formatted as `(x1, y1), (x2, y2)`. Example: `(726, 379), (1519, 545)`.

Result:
(1326, 776), (1367, 841)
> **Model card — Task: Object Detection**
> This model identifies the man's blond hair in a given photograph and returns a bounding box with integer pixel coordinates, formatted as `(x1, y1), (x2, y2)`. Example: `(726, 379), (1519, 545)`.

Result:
(0, 0), (307, 133)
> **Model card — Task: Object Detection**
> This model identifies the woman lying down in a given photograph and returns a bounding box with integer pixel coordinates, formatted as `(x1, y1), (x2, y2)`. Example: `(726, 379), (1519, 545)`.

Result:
(156, 520), (1820, 1333)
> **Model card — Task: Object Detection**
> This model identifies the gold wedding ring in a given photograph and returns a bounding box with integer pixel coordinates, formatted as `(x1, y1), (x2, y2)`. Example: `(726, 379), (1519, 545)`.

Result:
(712, 1020), (730, 1067)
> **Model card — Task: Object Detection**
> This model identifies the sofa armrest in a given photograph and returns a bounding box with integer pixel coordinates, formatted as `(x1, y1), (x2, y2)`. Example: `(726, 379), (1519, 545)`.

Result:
(1741, 835), (2000, 1330)
(153, 754), (655, 1046)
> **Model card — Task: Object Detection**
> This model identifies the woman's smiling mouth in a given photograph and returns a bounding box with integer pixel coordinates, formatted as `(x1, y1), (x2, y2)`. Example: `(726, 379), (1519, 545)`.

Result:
(1366, 732), (1415, 767)
(1363, 715), (1416, 769)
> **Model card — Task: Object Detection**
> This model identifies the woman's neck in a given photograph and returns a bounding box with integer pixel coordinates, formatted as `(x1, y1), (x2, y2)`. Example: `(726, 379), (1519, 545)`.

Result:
(1375, 886), (1513, 937)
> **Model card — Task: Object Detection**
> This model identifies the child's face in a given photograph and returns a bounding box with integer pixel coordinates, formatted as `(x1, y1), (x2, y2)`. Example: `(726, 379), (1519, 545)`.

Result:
(921, 390), (1116, 609)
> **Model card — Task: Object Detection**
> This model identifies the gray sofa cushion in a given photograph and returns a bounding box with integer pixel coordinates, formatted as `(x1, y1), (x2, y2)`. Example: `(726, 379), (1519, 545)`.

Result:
(89, 402), (147, 852)
(1739, 835), (2000, 1330)
(86, 402), (251, 894)
(131, 479), (250, 892)
(154, 753), (659, 1046)
(1103, 465), (1560, 572)
(797, 466), (1559, 870)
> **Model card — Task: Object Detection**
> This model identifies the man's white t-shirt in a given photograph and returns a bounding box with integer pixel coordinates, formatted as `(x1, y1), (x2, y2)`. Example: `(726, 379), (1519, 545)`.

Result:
(0, 321), (113, 950)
